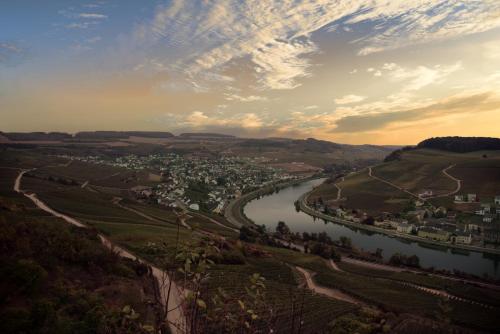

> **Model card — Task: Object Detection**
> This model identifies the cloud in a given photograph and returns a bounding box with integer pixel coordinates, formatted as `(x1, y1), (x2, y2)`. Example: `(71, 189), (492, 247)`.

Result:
(387, 62), (462, 91)
(128, 1), (500, 92)
(182, 110), (264, 130)
(335, 94), (366, 105)
(331, 92), (498, 133)
(65, 22), (98, 29)
(78, 13), (107, 19)
(354, 1), (500, 55)
(369, 62), (462, 91)
(0, 42), (26, 65)
(483, 41), (500, 59)
(224, 94), (267, 102)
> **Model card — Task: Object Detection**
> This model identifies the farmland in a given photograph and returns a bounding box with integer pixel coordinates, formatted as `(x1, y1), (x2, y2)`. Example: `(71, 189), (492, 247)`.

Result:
(310, 148), (500, 214)
(310, 170), (412, 215)
(2, 142), (500, 333)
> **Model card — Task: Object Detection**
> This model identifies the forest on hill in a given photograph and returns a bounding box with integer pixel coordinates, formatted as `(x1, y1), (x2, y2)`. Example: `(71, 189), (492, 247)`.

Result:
(417, 137), (500, 153)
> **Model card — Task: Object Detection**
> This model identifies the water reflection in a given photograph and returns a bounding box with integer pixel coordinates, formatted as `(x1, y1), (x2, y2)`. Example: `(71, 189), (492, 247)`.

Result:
(244, 178), (500, 278)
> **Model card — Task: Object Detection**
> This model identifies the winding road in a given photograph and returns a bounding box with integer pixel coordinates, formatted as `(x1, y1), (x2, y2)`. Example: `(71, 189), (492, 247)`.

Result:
(426, 164), (461, 199)
(14, 169), (187, 334)
(333, 177), (344, 201)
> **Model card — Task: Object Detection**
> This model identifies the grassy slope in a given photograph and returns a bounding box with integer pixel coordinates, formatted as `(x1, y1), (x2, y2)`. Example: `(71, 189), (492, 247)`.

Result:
(311, 170), (411, 214)
(374, 149), (500, 198)
(311, 148), (500, 214)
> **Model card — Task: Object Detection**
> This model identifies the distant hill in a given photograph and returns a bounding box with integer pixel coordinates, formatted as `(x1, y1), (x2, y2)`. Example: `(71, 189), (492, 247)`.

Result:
(178, 132), (236, 138)
(417, 136), (500, 153)
(0, 132), (72, 141)
(75, 131), (174, 139)
(236, 138), (341, 152)
(228, 137), (392, 168)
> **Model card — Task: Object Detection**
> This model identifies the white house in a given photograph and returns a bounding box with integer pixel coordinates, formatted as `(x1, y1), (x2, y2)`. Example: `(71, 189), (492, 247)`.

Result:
(467, 194), (477, 202)
(454, 232), (472, 245)
(396, 222), (415, 234)
(483, 214), (494, 223)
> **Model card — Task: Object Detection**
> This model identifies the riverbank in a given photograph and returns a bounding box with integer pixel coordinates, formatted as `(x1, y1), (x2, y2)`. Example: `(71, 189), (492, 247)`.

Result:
(298, 190), (500, 256)
(224, 174), (321, 228)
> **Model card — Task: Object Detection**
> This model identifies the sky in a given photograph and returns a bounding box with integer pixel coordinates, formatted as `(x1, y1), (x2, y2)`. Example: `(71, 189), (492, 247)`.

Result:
(1, 0), (500, 145)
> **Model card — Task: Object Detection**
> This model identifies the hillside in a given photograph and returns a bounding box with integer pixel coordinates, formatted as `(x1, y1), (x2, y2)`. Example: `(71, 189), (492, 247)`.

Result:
(2, 147), (500, 333)
(0, 198), (159, 333)
(75, 131), (175, 139)
(0, 132), (394, 169)
(310, 148), (500, 215)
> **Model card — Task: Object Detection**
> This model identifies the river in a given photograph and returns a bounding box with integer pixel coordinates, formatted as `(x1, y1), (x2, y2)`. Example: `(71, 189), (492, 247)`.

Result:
(244, 178), (500, 279)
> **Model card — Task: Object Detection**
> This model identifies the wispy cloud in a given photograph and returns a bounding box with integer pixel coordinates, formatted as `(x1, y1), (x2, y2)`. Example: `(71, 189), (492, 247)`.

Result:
(78, 13), (107, 19)
(334, 94), (366, 105)
(183, 111), (264, 130)
(127, 1), (500, 92)
(224, 94), (267, 102)
(380, 62), (463, 91)
(0, 42), (26, 65)
(331, 92), (498, 133)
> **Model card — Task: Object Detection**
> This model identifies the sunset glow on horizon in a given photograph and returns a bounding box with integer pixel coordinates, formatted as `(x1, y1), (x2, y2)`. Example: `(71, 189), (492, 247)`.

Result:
(2, 1), (500, 144)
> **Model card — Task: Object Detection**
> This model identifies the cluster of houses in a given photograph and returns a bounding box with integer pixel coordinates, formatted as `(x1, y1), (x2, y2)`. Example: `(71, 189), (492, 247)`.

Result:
(454, 193), (477, 203)
(66, 153), (294, 213)
(315, 195), (500, 247)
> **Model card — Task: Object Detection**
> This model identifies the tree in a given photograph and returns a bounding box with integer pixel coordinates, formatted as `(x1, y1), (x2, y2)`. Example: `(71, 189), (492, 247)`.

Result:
(339, 236), (352, 249)
(276, 221), (290, 236)
(406, 255), (420, 268)
(362, 216), (375, 225)
(239, 226), (257, 243)
(389, 253), (403, 266)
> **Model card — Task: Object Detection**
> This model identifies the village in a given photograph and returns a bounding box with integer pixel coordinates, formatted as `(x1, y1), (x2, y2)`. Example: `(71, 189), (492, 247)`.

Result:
(64, 153), (296, 213)
(310, 194), (500, 248)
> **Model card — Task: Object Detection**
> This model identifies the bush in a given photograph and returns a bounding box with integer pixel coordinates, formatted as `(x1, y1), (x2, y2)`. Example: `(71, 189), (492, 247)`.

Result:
(7, 259), (48, 296)
(0, 307), (32, 333)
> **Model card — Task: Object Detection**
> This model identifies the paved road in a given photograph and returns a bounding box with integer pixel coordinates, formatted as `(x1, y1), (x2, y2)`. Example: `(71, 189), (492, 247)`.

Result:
(14, 170), (187, 333)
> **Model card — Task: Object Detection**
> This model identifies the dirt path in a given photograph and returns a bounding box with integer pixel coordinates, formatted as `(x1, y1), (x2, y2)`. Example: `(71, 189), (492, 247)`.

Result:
(427, 164), (461, 199)
(112, 197), (181, 225)
(190, 212), (239, 233)
(14, 170), (187, 333)
(328, 259), (343, 272)
(334, 177), (344, 201)
(368, 167), (419, 198)
(342, 257), (500, 291)
(175, 200), (238, 233)
(295, 266), (365, 306)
